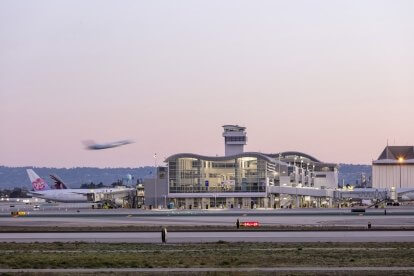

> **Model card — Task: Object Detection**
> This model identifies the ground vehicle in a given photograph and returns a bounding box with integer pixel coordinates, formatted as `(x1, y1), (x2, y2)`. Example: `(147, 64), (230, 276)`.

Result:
(11, 211), (26, 217)
(33, 204), (40, 210)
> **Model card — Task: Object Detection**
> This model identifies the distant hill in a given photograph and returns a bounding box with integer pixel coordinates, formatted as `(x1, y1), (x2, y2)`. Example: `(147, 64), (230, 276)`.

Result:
(0, 166), (156, 189)
(0, 164), (371, 189)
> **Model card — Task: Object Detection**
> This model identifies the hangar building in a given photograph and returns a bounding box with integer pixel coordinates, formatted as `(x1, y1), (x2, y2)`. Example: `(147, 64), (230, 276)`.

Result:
(372, 146), (414, 189)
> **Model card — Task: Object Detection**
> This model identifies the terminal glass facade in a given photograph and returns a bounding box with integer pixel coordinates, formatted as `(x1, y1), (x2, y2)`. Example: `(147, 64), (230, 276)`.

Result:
(168, 156), (275, 193)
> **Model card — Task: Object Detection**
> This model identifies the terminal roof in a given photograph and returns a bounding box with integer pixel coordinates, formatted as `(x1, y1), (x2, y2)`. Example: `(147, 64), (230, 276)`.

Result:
(222, 125), (246, 131)
(165, 151), (338, 167)
(266, 151), (321, 163)
(165, 152), (279, 164)
(378, 146), (414, 160)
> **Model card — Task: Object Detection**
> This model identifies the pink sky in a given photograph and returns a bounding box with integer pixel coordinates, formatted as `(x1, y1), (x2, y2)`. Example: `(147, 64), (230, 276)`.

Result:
(1, 0), (413, 167)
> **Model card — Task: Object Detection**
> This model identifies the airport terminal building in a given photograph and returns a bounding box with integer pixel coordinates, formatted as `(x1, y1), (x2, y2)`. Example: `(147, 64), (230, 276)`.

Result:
(372, 146), (414, 189)
(158, 125), (338, 209)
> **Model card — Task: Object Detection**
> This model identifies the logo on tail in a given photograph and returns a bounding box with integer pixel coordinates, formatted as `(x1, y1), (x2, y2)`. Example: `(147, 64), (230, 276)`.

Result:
(32, 178), (46, 190)
(50, 174), (68, 189)
(27, 169), (50, 191)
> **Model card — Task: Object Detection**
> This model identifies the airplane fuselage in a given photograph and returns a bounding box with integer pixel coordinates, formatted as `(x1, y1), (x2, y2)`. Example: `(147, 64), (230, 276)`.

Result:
(86, 140), (133, 150)
(28, 189), (89, 203)
(401, 192), (414, 201)
(28, 188), (132, 203)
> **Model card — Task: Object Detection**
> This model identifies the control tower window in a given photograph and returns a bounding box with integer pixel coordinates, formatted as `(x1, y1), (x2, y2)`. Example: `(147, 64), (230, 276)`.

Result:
(225, 137), (246, 142)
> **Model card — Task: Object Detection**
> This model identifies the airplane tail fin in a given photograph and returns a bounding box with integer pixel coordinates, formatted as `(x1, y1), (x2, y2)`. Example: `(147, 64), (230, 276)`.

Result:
(49, 174), (68, 189)
(27, 169), (50, 191)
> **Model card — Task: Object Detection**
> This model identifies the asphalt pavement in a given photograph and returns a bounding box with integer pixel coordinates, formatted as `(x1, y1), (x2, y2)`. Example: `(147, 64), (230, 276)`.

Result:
(1, 231), (414, 243)
(2, 204), (414, 229)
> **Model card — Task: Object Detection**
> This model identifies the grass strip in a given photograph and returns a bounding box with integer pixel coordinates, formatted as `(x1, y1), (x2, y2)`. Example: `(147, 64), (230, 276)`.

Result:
(0, 242), (413, 269)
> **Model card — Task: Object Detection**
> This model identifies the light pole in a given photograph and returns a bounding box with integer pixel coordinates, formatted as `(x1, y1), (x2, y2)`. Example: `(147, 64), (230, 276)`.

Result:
(154, 153), (158, 208)
(278, 153), (281, 176)
(312, 164), (315, 187)
(214, 193), (217, 208)
(400, 164), (402, 189)
(295, 186), (298, 208)
(300, 158), (303, 185)
(398, 157), (404, 189)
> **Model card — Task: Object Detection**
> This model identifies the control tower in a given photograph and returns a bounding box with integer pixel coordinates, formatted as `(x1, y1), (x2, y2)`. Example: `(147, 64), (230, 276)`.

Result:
(222, 125), (247, 156)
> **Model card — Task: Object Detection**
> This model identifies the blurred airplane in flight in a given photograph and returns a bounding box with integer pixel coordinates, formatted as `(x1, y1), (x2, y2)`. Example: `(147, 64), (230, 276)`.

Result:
(83, 139), (134, 150)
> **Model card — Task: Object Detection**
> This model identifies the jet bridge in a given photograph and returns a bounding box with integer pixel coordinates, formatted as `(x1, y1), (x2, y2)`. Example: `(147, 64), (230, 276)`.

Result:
(86, 187), (134, 207)
(338, 189), (389, 201)
(269, 186), (393, 208)
(270, 186), (390, 201)
(269, 186), (337, 208)
(269, 186), (336, 198)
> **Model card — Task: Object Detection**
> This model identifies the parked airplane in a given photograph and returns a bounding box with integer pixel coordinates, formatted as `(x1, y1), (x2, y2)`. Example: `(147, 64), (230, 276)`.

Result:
(361, 199), (372, 206)
(83, 140), (134, 150)
(399, 189), (414, 201)
(27, 169), (133, 203)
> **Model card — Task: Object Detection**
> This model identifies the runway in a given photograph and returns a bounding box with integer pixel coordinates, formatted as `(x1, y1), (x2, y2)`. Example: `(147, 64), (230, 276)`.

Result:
(2, 231), (414, 243)
(2, 204), (414, 229)
(2, 213), (414, 228)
